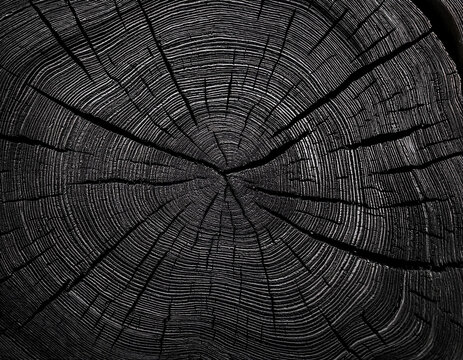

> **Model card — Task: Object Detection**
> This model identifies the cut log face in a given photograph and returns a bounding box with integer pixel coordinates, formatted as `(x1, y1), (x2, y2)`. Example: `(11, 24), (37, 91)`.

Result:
(1, 0), (463, 359)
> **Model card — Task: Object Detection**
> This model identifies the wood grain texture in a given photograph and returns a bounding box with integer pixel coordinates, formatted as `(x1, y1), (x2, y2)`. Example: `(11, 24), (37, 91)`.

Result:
(1, 0), (463, 359)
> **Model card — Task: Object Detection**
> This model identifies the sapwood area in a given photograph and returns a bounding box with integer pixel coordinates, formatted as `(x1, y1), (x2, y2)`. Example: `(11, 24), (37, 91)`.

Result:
(1, 0), (463, 359)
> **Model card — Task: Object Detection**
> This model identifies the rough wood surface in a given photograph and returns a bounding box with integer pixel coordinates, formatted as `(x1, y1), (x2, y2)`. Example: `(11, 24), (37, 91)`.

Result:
(1, 0), (463, 359)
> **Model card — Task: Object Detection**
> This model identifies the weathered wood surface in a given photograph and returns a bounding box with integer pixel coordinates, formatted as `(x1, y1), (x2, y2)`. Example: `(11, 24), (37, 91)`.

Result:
(1, 0), (463, 359)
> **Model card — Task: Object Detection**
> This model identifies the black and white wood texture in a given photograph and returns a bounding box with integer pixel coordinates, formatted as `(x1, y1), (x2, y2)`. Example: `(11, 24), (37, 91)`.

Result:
(1, 0), (463, 359)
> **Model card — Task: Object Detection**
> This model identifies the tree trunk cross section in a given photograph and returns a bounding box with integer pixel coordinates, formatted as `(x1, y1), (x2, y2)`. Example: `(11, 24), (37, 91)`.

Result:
(1, 0), (463, 359)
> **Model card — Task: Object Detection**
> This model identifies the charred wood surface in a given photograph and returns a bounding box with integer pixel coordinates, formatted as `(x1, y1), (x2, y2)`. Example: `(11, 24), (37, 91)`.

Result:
(1, 0), (463, 359)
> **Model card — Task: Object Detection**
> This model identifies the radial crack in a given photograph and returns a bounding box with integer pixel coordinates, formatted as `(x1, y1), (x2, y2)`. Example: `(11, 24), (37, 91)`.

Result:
(159, 303), (172, 358)
(307, 9), (348, 58)
(30, 85), (221, 173)
(121, 204), (190, 325)
(121, 204), (190, 299)
(0, 246), (54, 285)
(257, 203), (462, 272)
(163, 106), (207, 156)
(20, 279), (71, 328)
(68, 177), (202, 187)
(227, 181), (277, 331)
(250, 183), (444, 209)
(226, 73), (233, 111)
(257, 0), (265, 20)
(122, 247), (169, 323)
(137, 0), (199, 126)
(262, 80), (302, 125)
(374, 151), (463, 174)
(207, 198), (225, 270)
(320, 311), (362, 360)
(112, 0), (128, 31)
(337, 123), (431, 150)
(272, 30), (432, 137)
(237, 100), (260, 150)
(353, 29), (395, 60)
(265, 10), (296, 92)
(348, 0), (386, 39)
(279, 238), (313, 276)
(361, 312), (387, 345)
(2, 194), (63, 204)
(222, 32), (432, 174)
(30, 0), (92, 81)
(224, 116), (325, 174)
(66, 0), (101, 64)
(253, 36), (270, 89)
(0, 133), (67, 153)
(67, 197), (179, 291)
(192, 192), (220, 248)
